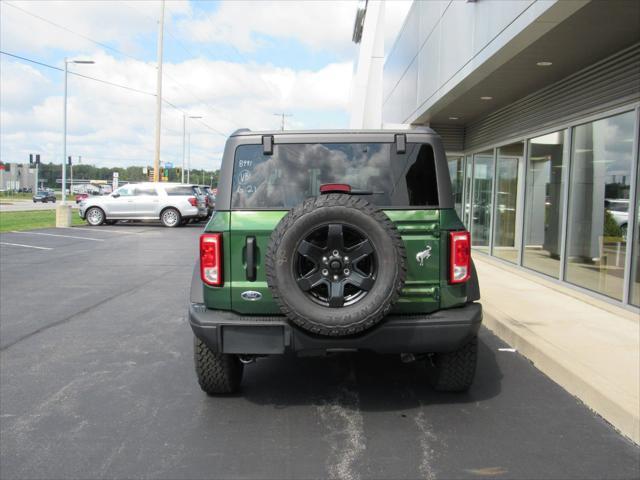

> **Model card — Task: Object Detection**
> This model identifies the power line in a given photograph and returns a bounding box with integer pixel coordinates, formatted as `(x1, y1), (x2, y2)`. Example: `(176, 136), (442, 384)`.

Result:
(162, 70), (241, 129)
(161, 98), (227, 137)
(114, 0), (240, 129)
(0, 51), (155, 97)
(3, 1), (146, 64)
(5, 1), (238, 131)
(1, 50), (228, 138)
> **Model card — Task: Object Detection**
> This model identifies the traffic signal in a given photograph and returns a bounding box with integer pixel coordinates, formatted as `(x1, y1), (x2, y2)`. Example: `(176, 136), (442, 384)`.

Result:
(36, 154), (40, 165)
(68, 156), (72, 166)
(29, 154), (33, 166)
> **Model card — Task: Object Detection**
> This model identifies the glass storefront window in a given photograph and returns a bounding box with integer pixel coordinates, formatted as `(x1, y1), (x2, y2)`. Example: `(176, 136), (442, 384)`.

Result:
(448, 156), (464, 218)
(523, 131), (567, 277)
(471, 149), (494, 252)
(493, 142), (524, 263)
(630, 164), (640, 307)
(565, 111), (635, 301)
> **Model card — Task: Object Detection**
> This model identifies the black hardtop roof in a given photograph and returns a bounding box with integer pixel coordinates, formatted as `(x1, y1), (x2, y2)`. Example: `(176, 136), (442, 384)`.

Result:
(229, 127), (437, 137)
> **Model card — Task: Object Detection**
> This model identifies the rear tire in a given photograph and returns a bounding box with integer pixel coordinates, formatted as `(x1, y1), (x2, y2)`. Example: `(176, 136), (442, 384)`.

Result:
(160, 208), (181, 227)
(85, 207), (105, 226)
(193, 336), (243, 394)
(428, 336), (478, 392)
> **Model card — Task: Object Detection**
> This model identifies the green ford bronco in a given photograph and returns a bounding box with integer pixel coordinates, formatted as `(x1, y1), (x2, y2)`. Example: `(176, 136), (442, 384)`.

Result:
(189, 128), (481, 394)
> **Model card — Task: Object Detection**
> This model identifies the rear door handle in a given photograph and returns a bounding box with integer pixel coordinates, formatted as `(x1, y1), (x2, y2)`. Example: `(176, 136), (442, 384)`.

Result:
(245, 236), (256, 281)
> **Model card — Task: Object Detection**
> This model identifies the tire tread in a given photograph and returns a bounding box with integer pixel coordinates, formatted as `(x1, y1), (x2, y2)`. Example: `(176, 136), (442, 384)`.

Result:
(429, 336), (478, 392)
(193, 336), (243, 394)
(265, 194), (406, 337)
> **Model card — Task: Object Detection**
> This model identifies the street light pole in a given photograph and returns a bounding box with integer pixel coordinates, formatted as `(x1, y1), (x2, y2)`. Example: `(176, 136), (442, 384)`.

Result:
(182, 115), (201, 184)
(181, 114), (186, 183)
(62, 58), (68, 202)
(187, 133), (191, 183)
(62, 59), (94, 203)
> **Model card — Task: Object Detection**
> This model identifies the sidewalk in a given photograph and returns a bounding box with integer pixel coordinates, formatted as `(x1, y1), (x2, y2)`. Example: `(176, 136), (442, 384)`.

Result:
(474, 255), (640, 444)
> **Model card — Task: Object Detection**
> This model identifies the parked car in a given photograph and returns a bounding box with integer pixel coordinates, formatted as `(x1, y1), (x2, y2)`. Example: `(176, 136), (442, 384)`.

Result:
(200, 185), (216, 216)
(188, 128), (481, 395)
(605, 199), (629, 237)
(32, 190), (56, 203)
(75, 185), (110, 203)
(79, 182), (207, 227)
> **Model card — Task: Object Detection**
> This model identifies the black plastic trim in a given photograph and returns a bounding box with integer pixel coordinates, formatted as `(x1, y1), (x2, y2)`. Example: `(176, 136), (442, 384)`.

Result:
(467, 259), (481, 302)
(262, 135), (274, 155)
(245, 236), (257, 281)
(396, 133), (406, 154)
(189, 302), (482, 355)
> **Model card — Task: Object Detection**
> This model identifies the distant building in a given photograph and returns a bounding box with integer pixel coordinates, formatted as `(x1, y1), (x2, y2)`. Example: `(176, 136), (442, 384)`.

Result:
(352, 0), (640, 309)
(0, 163), (37, 191)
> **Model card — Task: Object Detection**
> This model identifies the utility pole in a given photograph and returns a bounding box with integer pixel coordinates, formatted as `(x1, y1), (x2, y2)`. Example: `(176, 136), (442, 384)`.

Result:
(153, 0), (166, 182)
(273, 113), (292, 131)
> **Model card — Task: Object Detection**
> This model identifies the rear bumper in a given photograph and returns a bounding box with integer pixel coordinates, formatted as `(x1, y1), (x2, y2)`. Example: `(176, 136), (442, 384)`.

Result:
(189, 302), (482, 355)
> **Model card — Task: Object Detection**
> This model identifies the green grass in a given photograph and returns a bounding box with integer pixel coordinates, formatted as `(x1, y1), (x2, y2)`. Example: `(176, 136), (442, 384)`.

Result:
(0, 210), (84, 232)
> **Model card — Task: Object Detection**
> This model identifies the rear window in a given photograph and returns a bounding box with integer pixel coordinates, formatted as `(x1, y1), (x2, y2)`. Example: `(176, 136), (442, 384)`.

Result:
(166, 186), (196, 196)
(231, 143), (438, 209)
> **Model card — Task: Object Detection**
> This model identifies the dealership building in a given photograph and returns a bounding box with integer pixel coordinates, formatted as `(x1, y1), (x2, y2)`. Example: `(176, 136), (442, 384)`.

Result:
(352, 0), (640, 310)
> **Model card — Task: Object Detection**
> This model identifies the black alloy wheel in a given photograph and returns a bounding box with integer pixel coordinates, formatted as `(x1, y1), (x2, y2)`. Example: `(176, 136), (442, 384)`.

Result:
(295, 223), (376, 308)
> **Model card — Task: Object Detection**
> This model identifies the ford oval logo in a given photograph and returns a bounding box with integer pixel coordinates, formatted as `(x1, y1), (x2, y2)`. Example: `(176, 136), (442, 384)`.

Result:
(241, 291), (262, 301)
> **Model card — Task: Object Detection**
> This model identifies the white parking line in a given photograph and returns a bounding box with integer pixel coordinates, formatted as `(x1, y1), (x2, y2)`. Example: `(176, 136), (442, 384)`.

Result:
(56, 226), (135, 234)
(10, 231), (104, 242)
(0, 242), (52, 250)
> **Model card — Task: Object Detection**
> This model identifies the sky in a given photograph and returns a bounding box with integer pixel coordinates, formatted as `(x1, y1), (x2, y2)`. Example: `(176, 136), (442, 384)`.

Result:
(0, 0), (411, 171)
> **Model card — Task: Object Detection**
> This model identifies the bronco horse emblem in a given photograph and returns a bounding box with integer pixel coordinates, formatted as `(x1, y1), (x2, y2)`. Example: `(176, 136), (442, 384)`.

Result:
(416, 245), (432, 266)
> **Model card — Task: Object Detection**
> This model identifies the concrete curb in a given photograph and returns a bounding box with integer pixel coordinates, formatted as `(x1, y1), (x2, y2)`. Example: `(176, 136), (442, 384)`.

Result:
(482, 302), (640, 445)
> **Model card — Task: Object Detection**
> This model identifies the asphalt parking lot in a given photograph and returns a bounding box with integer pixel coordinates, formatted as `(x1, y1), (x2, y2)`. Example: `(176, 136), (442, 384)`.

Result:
(1, 223), (638, 480)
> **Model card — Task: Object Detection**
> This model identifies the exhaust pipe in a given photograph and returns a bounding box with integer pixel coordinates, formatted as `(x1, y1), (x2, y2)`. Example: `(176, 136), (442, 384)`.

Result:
(239, 355), (256, 364)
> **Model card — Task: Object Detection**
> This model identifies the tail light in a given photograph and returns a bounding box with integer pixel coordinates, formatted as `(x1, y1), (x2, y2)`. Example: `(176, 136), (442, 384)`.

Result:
(449, 231), (471, 284)
(200, 233), (222, 286)
(188, 196), (197, 207)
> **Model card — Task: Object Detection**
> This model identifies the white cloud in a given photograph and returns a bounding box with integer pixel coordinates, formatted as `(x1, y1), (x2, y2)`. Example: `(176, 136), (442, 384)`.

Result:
(0, 0), (357, 171)
(0, 0), (190, 56)
(0, 61), (54, 109)
(1, 52), (353, 170)
(178, 0), (358, 56)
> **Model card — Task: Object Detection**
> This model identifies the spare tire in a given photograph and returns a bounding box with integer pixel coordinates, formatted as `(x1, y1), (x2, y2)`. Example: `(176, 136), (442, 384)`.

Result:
(265, 194), (406, 336)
